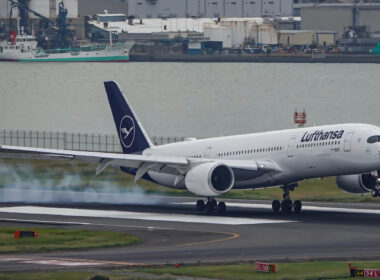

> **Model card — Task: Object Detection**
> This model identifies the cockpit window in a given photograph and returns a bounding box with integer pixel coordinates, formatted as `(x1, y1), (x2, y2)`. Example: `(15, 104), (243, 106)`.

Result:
(367, 135), (380, 143)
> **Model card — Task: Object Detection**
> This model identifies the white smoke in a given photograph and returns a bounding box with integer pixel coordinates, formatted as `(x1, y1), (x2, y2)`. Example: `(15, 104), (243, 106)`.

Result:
(0, 160), (163, 205)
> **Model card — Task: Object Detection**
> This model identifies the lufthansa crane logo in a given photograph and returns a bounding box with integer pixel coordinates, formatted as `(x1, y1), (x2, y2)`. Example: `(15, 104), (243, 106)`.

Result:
(119, 115), (135, 148)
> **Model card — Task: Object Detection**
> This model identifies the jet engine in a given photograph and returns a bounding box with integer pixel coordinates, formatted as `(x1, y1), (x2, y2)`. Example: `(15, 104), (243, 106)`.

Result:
(185, 162), (234, 196)
(336, 173), (377, 194)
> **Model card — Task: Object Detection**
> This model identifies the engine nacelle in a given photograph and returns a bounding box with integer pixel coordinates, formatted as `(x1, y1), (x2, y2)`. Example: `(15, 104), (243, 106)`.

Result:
(185, 162), (234, 196)
(336, 173), (377, 194)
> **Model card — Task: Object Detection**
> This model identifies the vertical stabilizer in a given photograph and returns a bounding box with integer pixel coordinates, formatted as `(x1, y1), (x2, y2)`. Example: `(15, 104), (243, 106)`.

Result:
(104, 81), (153, 154)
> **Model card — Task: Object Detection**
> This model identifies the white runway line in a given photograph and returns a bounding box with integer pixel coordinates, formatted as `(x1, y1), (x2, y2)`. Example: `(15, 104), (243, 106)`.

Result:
(0, 206), (295, 225)
(0, 257), (103, 267)
(22, 259), (103, 267)
(176, 202), (380, 215)
(0, 217), (91, 225)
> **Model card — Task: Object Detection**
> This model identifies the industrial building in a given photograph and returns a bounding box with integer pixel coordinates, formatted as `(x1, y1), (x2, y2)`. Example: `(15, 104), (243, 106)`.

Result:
(296, 3), (380, 52)
(297, 3), (380, 37)
(78, 0), (127, 17)
(127, 0), (293, 18)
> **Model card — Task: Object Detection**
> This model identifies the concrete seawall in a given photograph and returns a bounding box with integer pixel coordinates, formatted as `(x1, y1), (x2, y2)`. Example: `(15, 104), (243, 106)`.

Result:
(130, 53), (380, 63)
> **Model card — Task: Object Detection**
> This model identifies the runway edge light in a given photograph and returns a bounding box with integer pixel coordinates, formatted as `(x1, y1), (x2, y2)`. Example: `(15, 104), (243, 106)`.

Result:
(254, 262), (276, 273)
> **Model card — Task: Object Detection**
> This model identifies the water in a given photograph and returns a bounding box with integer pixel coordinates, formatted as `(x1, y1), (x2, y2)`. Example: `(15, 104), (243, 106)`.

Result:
(0, 62), (379, 138)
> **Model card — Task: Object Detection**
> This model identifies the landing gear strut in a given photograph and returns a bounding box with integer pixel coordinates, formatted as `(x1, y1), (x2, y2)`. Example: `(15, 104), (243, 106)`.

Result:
(196, 197), (226, 214)
(272, 184), (302, 213)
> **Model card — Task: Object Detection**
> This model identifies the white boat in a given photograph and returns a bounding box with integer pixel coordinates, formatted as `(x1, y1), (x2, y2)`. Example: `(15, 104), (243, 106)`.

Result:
(0, 29), (134, 62)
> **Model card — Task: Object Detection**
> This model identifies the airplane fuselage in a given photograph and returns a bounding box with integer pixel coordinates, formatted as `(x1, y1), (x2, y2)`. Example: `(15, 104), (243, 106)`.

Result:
(143, 123), (380, 189)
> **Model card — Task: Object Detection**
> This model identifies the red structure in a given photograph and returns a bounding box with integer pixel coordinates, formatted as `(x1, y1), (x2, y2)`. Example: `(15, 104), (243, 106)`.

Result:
(294, 109), (307, 127)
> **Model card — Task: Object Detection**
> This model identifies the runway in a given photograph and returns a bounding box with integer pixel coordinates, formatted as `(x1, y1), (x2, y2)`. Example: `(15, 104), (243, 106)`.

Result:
(0, 196), (380, 272)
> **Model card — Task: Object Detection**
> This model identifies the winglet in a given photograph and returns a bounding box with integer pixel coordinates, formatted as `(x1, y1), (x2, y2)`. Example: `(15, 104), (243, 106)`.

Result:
(104, 81), (153, 154)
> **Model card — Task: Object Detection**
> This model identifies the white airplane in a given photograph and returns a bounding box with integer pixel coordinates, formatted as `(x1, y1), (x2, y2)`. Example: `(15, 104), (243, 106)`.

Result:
(1, 81), (380, 214)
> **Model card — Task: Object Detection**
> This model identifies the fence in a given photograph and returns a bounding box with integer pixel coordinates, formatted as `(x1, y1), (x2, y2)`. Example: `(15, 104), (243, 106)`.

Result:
(0, 130), (186, 153)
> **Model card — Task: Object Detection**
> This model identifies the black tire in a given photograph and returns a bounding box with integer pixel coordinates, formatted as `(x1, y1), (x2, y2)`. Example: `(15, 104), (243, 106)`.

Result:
(281, 200), (292, 213)
(272, 200), (281, 212)
(205, 201), (215, 214)
(293, 200), (302, 213)
(216, 202), (226, 214)
(372, 189), (379, 197)
(196, 200), (205, 211)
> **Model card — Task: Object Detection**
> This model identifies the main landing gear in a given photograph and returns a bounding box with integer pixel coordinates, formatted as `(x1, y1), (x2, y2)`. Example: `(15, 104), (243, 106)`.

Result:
(196, 197), (226, 214)
(371, 178), (380, 197)
(272, 184), (302, 214)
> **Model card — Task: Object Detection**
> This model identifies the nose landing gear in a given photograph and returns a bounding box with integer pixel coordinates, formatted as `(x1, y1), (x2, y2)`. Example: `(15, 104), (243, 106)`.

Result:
(272, 184), (302, 213)
(196, 197), (226, 214)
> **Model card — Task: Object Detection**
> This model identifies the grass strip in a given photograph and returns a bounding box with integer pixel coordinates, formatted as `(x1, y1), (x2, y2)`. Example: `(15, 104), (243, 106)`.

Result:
(0, 271), (96, 280)
(1, 261), (380, 280)
(0, 228), (140, 253)
(138, 260), (380, 280)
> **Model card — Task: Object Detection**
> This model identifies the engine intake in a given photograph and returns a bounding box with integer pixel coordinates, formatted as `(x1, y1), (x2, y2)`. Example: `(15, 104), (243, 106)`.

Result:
(336, 173), (377, 194)
(185, 162), (234, 196)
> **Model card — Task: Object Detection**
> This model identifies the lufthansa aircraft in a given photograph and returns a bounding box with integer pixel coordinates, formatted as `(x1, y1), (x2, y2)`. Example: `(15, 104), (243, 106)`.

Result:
(1, 81), (380, 214)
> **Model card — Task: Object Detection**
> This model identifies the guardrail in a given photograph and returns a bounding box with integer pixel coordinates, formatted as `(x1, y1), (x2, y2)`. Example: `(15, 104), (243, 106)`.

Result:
(0, 130), (186, 153)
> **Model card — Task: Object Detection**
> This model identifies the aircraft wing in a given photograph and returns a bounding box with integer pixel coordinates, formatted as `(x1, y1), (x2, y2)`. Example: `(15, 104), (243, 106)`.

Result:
(0, 145), (281, 180)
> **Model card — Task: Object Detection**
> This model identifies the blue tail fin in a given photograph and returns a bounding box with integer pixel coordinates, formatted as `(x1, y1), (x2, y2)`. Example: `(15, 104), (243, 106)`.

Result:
(104, 81), (153, 154)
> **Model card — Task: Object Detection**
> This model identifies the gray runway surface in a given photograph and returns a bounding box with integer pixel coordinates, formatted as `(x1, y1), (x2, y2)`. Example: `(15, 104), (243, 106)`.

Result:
(0, 196), (380, 272)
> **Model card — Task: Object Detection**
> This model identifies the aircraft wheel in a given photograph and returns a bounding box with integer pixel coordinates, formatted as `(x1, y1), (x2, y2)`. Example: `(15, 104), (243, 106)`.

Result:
(196, 200), (205, 211)
(205, 201), (215, 214)
(371, 189), (379, 197)
(272, 200), (281, 212)
(281, 200), (292, 213)
(293, 200), (302, 213)
(216, 202), (226, 214)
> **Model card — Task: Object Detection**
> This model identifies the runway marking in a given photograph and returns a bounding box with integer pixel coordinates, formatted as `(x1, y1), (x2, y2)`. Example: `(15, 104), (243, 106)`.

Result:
(22, 259), (104, 267)
(0, 256), (146, 267)
(177, 232), (240, 247)
(176, 202), (380, 215)
(0, 206), (296, 225)
(0, 218), (174, 230)
(0, 217), (91, 225)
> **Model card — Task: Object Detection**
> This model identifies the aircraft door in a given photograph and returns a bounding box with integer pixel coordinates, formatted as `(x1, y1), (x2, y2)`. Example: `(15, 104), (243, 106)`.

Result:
(287, 136), (297, 157)
(343, 132), (354, 152)
(204, 147), (213, 158)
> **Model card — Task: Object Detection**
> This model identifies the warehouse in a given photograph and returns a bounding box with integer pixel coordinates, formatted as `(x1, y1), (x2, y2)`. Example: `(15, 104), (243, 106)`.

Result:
(297, 3), (380, 38)
(127, 0), (293, 19)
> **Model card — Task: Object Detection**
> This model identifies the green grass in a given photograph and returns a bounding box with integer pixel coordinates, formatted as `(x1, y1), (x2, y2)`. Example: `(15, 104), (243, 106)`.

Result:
(139, 260), (380, 280)
(0, 271), (97, 280)
(1, 261), (380, 280)
(0, 228), (140, 253)
(1, 158), (380, 203)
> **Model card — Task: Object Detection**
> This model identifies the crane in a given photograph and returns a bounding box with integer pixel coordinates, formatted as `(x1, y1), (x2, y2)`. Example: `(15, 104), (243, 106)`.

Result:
(8, 0), (73, 49)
